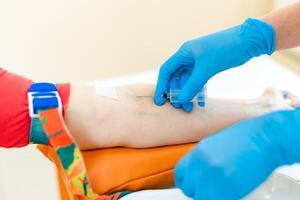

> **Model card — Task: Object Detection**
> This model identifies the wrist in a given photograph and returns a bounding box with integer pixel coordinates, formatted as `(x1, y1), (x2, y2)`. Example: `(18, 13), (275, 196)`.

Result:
(241, 18), (276, 57)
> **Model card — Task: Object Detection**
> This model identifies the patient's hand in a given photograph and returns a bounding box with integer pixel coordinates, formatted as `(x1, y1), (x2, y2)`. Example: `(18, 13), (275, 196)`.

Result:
(64, 84), (298, 150)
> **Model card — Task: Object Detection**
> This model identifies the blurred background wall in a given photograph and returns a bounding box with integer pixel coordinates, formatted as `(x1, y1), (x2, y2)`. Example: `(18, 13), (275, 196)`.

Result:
(0, 0), (274, 82)
(0, 0), (298, 199)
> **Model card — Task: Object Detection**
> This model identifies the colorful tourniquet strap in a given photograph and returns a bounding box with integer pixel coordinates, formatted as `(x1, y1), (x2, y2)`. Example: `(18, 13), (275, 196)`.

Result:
(28, 83), (128, 200)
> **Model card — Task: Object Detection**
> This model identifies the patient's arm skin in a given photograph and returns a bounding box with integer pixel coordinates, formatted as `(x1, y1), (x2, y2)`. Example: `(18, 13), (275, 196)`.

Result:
(64, 84), (290, 150)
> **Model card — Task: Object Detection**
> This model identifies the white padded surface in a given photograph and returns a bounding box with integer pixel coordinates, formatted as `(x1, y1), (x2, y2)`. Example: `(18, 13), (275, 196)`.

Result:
(120, 189), (190, 200)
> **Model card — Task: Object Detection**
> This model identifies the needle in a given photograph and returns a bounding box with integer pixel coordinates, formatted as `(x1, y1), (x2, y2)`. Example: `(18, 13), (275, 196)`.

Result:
(136, 93), (169, 98)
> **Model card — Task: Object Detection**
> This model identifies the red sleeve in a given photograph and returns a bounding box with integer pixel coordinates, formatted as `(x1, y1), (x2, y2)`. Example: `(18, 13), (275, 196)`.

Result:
(0, 68), (70, 148)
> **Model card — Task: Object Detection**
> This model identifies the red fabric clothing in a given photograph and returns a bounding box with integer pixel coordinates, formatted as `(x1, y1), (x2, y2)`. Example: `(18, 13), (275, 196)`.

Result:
(0, 68), (70, 148)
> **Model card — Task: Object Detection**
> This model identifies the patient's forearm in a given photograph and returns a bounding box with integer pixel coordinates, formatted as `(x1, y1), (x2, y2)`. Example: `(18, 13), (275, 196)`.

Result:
(128, 100), (266, 148)
(65, 84), (271, 149)
(122, 85), (269, 148)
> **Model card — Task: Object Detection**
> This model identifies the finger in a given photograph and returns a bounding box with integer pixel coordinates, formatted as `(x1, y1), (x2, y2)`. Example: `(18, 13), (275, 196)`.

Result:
(179, 153), (207, 198)
(174, 150), (195, 190)
(154, 54), (182, 106)
(179, 167), (198, 198)
(170, 75), (181, 109)
(174, 159), (185, 188)
(170, 68), (190, 109)
(179, 70), (194, 112)
(183, 103), (193, 112)
(197, 86), (206, 107)
(198, 170), (214, 200)
(177, 63), (208, 103)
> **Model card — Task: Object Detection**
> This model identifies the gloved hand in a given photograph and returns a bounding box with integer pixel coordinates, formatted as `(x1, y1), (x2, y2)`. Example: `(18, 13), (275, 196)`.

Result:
(154, 18), (275, 112)
(175, 108), (300, 200)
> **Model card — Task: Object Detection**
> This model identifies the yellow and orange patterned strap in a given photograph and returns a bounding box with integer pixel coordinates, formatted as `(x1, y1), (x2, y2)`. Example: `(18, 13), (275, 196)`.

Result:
(38, 108), (124, 200)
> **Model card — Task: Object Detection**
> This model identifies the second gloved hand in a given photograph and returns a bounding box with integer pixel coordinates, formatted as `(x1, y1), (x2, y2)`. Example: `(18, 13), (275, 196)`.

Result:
(175, 108), (300, 200)
(154, 18), (275, 112)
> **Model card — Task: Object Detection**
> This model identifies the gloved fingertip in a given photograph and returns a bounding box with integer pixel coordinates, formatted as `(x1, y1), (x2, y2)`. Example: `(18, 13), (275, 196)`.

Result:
(180, 178), (195, 198)
(172, 103), (181, 109)
(174, 161), (186, 188)
(154, 96), (167, 106)
(183, 103), (193, 113)
(198, 101), (205, 107)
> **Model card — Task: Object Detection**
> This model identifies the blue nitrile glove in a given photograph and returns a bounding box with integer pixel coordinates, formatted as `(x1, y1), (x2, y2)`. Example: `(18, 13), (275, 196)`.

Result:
(175, 108), (300, 200)
(154, 18), (275, 112)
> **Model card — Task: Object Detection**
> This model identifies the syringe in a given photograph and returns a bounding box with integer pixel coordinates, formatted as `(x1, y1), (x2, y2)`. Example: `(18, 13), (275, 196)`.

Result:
(136, 85), (207, 107)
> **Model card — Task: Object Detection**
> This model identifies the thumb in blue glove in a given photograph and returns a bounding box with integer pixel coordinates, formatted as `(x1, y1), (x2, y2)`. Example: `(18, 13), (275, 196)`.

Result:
(175, 108), (300, 200)
(154, 18), (275, 112)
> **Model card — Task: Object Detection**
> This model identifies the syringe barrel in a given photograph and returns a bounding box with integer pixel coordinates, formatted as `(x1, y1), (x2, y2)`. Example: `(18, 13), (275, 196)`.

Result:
(169, 85), (207, 106)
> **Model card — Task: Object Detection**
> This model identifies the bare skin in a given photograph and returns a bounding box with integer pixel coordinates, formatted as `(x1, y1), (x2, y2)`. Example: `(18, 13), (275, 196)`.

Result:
(64, 84), (297, 150)
(262, 1), (300, 50)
